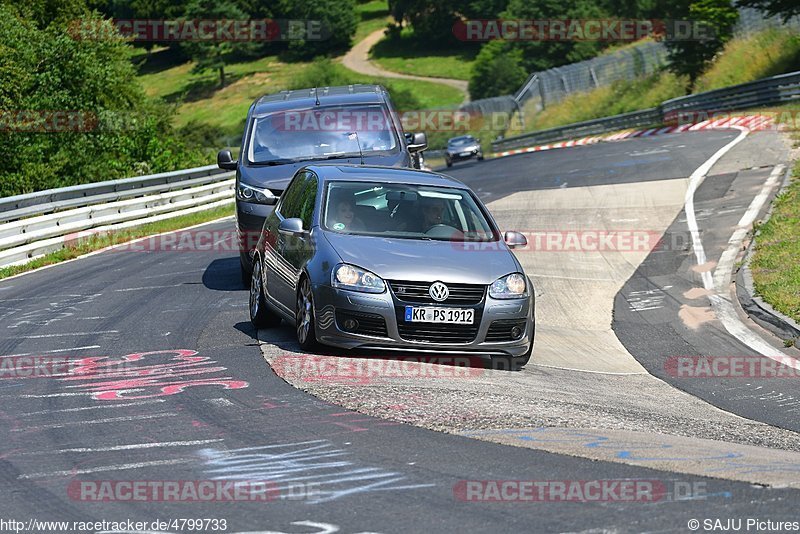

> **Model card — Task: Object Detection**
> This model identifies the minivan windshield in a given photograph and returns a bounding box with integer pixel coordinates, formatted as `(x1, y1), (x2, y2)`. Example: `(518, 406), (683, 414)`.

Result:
(323, 181), (499, 242)
(247, 104), (400, 164)
(449, 136), (476, 146)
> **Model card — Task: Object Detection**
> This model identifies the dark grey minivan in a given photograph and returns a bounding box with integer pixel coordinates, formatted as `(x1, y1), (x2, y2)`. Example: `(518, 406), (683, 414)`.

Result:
(217, 84), (428, 284)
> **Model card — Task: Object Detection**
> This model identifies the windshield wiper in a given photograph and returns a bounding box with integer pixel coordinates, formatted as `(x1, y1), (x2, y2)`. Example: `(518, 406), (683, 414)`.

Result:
(250, 158), (295, 166)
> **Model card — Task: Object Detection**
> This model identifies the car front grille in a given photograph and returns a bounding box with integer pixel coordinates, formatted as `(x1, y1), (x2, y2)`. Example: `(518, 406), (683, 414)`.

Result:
(335, 310), (388, 338)
(388, 280), (485, 305)
(394, 307), (481, 344)
(485, 319), (527, 342)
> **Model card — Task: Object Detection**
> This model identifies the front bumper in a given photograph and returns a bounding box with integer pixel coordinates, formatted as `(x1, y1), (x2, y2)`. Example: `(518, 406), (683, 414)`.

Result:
(446, 149), (482, 162)
(312, 283), (534, 357)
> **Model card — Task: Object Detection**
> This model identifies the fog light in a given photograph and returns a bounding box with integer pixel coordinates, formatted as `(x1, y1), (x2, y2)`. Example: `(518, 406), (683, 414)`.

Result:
(343, 318), (359, 331)
(510, 325), (523, 339)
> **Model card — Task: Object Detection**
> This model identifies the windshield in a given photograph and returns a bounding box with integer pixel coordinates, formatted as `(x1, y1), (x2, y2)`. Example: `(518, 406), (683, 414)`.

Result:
(247, 104), (399, 164)
(322, 181), (499, 242)
(449, 136), (475, 146)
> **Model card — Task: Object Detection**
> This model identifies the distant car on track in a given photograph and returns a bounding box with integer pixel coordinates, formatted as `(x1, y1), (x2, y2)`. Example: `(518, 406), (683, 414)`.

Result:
(248, 164), (535, 368)
(445, 135), (483, 167)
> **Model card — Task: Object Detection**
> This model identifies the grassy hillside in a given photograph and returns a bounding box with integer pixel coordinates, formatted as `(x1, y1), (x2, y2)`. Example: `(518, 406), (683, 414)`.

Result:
(137, 57), (462, 150)
(369, 27), (478, 81)
(694, 28), (800, 93)
(507, 28), (800, 139)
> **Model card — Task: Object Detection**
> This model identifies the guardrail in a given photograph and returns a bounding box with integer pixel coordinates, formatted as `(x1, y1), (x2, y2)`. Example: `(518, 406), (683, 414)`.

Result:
(0, 165), (235, 268)
(493, 70), (800, 153)
(493, 108), (661, 151)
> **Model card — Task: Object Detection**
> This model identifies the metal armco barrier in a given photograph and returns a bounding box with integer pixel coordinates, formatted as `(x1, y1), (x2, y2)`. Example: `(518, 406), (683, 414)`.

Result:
(493, 70), (800, 153)
(0, 165), (235, 268)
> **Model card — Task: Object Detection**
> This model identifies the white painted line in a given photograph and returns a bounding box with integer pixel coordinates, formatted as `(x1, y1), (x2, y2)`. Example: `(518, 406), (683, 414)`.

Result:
(19, 399), (165, 417)
(11, 413), (176, 430)
(19, 391), (108, 398)
(18, 438), (223, 455)
(684, 134), (799, 367)
(0, 345), (101, 358)
(18, 458), (192, 479)
(113, 285), (176, 292)
(6, 331), (117, 339)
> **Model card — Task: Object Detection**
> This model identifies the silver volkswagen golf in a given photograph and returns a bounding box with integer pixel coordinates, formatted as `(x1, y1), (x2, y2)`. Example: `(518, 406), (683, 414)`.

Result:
(249, 164), (535, 368)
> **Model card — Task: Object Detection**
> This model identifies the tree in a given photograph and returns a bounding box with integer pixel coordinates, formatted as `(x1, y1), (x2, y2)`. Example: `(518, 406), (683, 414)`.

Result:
(663, 0), (738, 85)
(179, 0), (257, 87)
(468, 40), (528, 99)
(277, 0), (357, 58)
(735, 0), (800, 21)
(0, 5), (203, 196)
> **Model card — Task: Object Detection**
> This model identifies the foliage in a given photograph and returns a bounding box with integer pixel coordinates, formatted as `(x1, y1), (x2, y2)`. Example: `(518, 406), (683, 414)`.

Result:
(179, 0), (258, 87)
(468, 41), (527, 100)
(661, 0), (739, 85)
(0, 4), (205, 197)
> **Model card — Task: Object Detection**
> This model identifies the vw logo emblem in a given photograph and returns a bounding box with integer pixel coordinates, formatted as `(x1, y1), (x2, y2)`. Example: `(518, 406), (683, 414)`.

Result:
(429, 281), (449, 302)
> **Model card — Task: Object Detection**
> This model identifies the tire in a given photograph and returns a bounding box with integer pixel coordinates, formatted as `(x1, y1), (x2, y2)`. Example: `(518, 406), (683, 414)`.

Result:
(296, 276), (320, 351)
(250, 257), (281, 329)
(446, 160), (452, 168)
(477, 155), (484, 161)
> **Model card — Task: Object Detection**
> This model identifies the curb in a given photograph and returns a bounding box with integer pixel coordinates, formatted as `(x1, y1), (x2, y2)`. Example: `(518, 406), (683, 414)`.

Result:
(735, 165), (800, 348)
(490, 115), (776, 159)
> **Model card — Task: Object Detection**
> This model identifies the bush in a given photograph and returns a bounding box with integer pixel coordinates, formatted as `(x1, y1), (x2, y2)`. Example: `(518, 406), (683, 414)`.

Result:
(0, 6), (206, 197)
(468, 41), (528, 100)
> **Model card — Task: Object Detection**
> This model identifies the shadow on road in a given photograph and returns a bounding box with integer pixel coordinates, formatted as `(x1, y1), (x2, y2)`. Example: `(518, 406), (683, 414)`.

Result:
(202, 257), (245, 292)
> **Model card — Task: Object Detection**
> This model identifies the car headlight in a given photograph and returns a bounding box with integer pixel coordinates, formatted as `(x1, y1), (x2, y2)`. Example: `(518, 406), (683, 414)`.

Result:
(489, 273), (527, 299)
(332, 264), (386, 293)
(237, 183), (276, 204)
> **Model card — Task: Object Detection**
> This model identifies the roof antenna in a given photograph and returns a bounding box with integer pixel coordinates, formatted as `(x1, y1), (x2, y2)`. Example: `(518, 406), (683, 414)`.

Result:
(347, 132), (365, 165)
(314, 87), (320, 106)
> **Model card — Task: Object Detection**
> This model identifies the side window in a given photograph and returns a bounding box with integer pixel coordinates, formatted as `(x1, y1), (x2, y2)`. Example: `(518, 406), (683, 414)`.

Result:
(298, 173), (318, 229)
(278, 171), (317, 230)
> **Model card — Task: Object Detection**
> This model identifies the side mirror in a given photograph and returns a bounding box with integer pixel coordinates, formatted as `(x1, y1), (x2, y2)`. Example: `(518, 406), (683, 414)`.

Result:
(407, 132), (428, 153)
(217, 149), (238, 171)
(278, 217), (306, 237)
(504, 231), (527, 249)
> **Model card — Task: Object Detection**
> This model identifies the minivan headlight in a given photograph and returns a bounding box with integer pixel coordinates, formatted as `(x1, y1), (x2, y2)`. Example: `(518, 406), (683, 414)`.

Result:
(332, 264), (386, 293)
(237, 183), (276, 204)
(489, 273), (527, 299)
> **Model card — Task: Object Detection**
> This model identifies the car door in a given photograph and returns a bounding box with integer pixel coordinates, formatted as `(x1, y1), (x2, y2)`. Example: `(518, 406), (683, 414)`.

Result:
(266, 170), (318, 313)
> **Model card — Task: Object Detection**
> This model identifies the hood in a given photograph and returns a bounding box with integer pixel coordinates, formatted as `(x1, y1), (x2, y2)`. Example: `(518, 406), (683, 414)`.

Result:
(239, 152), (410, 193)
(323, 232), (520, 285)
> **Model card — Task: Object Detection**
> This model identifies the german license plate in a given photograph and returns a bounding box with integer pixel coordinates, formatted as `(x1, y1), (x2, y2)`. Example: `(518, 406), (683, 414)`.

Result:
(459, 151), (471, 157)
(404, 306), (474, 324)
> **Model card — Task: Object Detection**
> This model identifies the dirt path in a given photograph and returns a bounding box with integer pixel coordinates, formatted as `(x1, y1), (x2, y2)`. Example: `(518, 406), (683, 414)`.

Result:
(341, 29), (470, 104)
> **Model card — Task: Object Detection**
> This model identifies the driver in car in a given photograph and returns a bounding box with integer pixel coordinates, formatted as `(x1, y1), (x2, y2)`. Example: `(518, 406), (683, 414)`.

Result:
(421, 197), (446, 229)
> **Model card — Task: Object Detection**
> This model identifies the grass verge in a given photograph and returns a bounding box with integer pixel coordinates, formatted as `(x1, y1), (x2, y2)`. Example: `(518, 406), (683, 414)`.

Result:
(750, 162), (800, 323)
(507, 70), (686, 137)
(354, 0), (391, 42)
(0, 204), (234, 281)
(694, 28), (800, 93)
(369, 28), (478, 81)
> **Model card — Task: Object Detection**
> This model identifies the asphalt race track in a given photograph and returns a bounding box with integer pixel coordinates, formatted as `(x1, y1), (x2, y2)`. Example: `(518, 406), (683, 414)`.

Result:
(1, 129), (799, 533)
